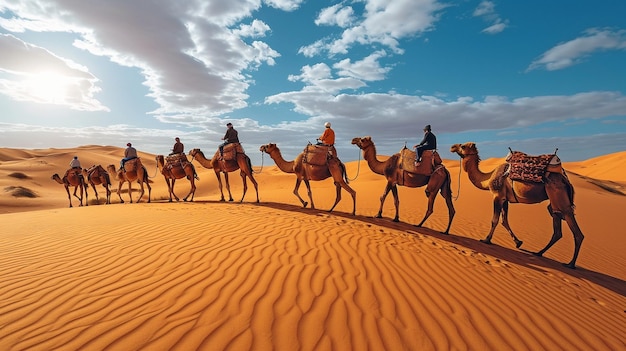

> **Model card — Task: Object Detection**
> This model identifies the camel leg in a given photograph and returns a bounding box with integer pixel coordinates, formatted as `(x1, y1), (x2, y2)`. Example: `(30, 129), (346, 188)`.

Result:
(171, 178), (180, 202)
(249, 173), (260, 203)
(328, 183), (342, 213)
(72, 185), (82, 205)
(83, 183), (88, 206)
(214, 171), (225, 201)
(482, 197), (504, 244)
(415, 189), (437, 230)
(499, 201), (523, 248)
(184, 177), (195, 202)
(116, 181), (125, 203)
(91, 183), (99, 203)
(136, 179), (145, 203)
(144, 173), (152, 203)
(304, 179), (315, 209)
(535, 205), (584, 268)
(223, 172), (234, 202)
(184, 166), (196, 202)
(127, 181), (134, 203)
(64, 185), (73, 208)
(376, 183), (394, 219)
(293, 178), (308, 208)
(105, 185), (111, 204)
(239, 170), (248, 203)
(563, 213), (584, 268)
(335, 181), (356, 215)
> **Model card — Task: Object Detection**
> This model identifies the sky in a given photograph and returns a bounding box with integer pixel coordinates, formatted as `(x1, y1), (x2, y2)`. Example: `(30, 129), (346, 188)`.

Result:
(1, 0), (625, 165)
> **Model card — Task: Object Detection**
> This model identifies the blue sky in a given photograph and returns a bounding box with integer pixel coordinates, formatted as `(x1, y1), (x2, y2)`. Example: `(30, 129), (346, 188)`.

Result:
(1, 0), (625, 165)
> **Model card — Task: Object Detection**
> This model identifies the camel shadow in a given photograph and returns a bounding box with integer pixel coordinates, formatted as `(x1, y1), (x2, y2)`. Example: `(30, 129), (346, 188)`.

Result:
(232, 200), (626, 298)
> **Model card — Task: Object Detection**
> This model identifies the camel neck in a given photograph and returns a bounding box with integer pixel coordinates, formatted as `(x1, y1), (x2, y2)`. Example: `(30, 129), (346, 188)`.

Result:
(462, 154), (493, 190)
(269, 149), (295, 173)
(362, 143), (386, 175)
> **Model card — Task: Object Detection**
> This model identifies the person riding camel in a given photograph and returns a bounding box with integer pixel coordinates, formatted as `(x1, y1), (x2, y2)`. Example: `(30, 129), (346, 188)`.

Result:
(414, 124), (437, 166)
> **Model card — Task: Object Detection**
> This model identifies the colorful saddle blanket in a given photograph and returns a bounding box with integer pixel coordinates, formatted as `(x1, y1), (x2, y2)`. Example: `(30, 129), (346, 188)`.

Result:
(506, 151), (562, 183)
(400, 148), (442, 175)
(303, 144), (335, 166)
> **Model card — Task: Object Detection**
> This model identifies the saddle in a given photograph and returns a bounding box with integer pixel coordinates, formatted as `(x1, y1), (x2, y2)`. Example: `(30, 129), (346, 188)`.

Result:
(303, 144), (335, 166)
(506, 150), (563, 183)
(165, 153), (190, 169)
(123, 158), (141, 173)
(399, 148), (442, 175)
(64, 167), (83, 180)
(216, 143), (245, 162)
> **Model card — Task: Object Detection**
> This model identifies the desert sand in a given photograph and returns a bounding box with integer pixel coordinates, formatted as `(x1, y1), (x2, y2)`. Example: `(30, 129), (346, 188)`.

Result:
(0, 145), (624, 350)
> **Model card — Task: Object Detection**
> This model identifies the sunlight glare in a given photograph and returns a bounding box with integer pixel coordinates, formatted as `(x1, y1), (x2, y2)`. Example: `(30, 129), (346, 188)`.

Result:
(24, 72), (69, 104)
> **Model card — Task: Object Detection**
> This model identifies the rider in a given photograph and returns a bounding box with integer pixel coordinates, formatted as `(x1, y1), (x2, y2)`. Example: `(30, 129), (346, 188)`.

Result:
(120, 142), (138, 171)
(413, 124), (437, 165)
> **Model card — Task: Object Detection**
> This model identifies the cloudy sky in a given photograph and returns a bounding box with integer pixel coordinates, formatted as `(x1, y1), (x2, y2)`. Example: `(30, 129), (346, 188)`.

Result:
(1, 0), (625, 164)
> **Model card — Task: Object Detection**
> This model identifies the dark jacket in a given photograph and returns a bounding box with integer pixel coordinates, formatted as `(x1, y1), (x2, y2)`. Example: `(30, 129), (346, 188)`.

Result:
(417, 131), (437, 150)
(224, 128), (239, 143)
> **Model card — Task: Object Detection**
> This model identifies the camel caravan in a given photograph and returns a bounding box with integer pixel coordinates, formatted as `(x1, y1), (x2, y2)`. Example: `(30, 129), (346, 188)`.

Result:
(50, 124), (587, 268)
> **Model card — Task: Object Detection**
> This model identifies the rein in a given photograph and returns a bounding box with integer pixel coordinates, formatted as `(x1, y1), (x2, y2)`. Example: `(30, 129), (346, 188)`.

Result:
(453, 156), (462, 201)
(346, 147), (361, 181)
(255, 151), (265, 174)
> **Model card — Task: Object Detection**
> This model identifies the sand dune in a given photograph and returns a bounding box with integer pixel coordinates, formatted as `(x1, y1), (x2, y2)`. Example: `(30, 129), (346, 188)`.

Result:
(0, 145), (625, 350)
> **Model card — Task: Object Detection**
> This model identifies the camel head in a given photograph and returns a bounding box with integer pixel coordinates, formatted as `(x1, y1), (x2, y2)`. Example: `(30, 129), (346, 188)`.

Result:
(350, 136), (372, 150)
(259, 143), (277, 154)
(106, 164), (117, 175)
(155, 155), (165, 166)
(189, 148), (201, 158)
(450, 142), (478, 158)
(51, 173), (62, 183)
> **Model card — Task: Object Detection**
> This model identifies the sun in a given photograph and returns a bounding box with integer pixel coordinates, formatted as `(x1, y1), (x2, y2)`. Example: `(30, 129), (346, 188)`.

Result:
(23, 72), (70, 104)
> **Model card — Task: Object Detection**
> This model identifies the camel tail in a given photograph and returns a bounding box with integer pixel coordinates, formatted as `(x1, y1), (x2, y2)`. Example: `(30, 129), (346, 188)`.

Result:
(341, 162), (349, 184)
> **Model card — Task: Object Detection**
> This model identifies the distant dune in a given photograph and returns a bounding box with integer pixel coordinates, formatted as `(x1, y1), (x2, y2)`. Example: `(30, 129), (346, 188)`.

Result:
(0, 145), (624, 350)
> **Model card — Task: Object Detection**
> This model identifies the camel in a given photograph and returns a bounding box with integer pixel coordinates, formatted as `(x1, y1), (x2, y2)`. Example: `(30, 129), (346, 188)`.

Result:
(351, 136), (455, 234)
(259, 143), (356, 215)
(51, 169), (88, 207)
(83, 165), (111, 204)
(155, 154), (197, 202)
(106, 160), (151, 203)
(189, 148), (259, 203)
(450, 142), (584, 268)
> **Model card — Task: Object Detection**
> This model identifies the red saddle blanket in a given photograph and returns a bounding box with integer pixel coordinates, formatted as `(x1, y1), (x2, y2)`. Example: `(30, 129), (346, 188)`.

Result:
(506, 151), (562, 183)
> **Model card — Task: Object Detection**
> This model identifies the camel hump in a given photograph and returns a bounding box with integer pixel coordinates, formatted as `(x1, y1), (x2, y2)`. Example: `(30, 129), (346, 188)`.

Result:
(123, 158), (141, 172)
(506, 150), (561, 183)
(303, 144), (335, 166)
(399, 149), (441, 175)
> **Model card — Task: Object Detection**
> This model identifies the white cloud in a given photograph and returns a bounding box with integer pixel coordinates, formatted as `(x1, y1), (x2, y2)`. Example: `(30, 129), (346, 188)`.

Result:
(315, 4), (356, 28)
(528, 28), (626, 71)
(302, 0), (445, 56)
(264, 0), (304, 12)
(333, 50), (390, 81)
(234, 19), (271, 38)
(473, 1), (508, 35)
(287, 63), (365, 93)
(481, 21), (506, 34)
